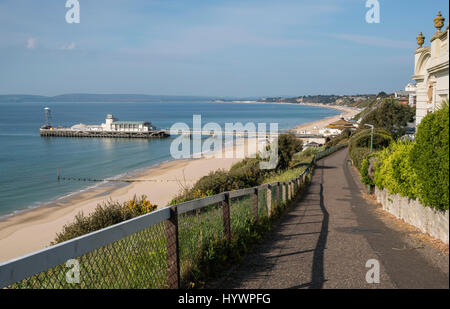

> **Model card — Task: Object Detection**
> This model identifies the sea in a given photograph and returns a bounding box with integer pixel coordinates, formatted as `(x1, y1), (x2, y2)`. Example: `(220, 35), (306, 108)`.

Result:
(0, 101), (340, 218)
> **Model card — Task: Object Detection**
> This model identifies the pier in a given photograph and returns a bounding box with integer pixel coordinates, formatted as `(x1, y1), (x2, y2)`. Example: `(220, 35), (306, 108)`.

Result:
(40, 128), (169, 138)
(39, 110), (170, 138)
(38, 109), (326, 141)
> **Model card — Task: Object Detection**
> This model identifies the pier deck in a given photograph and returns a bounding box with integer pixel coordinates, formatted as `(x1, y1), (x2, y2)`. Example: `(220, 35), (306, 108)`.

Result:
(40, 129), (170, 138)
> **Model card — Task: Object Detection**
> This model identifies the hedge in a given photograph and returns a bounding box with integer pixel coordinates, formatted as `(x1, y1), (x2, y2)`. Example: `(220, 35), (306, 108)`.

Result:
(373, 141), (418, 199)
(410, 104), (449, 210)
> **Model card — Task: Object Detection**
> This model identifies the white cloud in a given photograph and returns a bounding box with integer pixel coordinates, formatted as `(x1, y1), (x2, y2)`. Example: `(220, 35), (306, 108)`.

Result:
(26, 37), (36, 49)
(61, 42), (76, 50)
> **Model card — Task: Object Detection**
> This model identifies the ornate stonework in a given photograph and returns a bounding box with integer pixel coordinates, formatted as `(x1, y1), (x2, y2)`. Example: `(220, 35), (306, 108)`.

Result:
(434, 11), (445, 32)
(416, 32), (425, 48)
(412, 11), (449, 125)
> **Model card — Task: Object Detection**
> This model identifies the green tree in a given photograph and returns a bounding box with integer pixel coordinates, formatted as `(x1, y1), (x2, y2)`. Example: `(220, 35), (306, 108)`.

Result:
(276, 133), (303, 170)
(360, 98), (415, 137)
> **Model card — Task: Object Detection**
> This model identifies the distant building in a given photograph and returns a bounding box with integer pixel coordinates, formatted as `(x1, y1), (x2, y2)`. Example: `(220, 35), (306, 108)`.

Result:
(326, 118), (358, 130)
(319, 127), (342, 137)
(412, 11), (449, 125)
(71, 114), (155, 132)
(101, 114), (155, 132)
(395, 83), (417, 106)
(318, 118), (359, 137)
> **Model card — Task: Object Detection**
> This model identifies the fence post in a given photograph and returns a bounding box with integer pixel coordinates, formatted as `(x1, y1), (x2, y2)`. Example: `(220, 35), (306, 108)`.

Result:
(276, 182), (280, 208)
(285, 182), (289, 201)
(267, 184), (272, 217)
(166, 206), (180, 289)
(222, 193), (231, 242)
(288, 182), (292, 201)
(253, 188), (259, 223)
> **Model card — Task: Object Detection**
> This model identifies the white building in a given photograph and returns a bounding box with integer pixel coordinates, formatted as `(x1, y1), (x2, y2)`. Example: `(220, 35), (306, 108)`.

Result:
(71, 114), (155, 132)
(412, 11), (449, 125)
(395, 83), (417, 106)
(101, 114), (155, 132)
(319, 127), (342, 137)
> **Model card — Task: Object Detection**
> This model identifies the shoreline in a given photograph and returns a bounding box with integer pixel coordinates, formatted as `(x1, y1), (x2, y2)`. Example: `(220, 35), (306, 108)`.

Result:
(0, 103), (360, 263)
(0, 138), (263, 262)
(213, 101), (362, 132)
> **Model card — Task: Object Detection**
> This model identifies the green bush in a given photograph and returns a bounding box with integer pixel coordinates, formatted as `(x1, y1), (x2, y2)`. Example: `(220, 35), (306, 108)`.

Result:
(276, 133), (303, 170)
(349, 128), (392, 170)
(53, 195), (157, 244)
(410, 104), (449, 210)
(171, 133), (303, 204)
(291, 146), (326, 167)
(373, 141), (418, 199)
(360, 153), (377, 186)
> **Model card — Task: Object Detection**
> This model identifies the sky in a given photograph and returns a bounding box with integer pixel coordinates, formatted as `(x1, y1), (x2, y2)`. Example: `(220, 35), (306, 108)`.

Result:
(0, 0), (448, 97)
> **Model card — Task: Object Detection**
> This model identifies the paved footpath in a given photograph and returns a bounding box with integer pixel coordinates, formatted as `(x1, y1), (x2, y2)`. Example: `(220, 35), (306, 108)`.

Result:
(215, 148), (449, 289)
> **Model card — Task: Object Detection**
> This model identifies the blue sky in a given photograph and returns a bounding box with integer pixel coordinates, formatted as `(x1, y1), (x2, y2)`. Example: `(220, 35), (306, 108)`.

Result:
(0, 0), (448, 97)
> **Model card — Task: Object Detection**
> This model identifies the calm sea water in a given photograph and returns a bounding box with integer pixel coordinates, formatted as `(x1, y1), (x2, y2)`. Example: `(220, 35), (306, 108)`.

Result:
(0, 101), (339, 217)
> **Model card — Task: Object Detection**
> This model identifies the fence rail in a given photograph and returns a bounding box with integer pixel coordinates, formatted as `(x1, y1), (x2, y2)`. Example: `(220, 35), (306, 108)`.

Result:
(0, 144), (346, 289)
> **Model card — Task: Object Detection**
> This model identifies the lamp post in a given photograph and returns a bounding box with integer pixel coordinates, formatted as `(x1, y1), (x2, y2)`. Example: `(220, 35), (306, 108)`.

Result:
(364, 123), (374, 194)
(364, 124), (374, 153)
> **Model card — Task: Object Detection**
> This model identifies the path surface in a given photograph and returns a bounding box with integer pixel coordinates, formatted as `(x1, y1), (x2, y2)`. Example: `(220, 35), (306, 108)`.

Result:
(216, 149), (449, 289)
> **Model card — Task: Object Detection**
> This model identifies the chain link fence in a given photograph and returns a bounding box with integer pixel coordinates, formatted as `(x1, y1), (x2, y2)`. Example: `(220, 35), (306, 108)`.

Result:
(11, 222), (169, 289)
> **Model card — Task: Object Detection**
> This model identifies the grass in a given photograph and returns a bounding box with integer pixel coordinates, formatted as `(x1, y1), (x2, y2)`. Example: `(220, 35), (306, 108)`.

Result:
(263, 166), (307, 184)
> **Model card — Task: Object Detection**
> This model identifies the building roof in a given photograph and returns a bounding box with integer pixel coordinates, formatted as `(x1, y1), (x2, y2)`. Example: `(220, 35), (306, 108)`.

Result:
(395, 90), (415, 96)
(327, 119), (355, 129)
(112, 121), (149, 125)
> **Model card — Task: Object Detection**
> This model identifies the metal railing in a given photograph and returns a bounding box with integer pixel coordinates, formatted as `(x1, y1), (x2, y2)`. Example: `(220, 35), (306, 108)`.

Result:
(0, 145), (346, 289)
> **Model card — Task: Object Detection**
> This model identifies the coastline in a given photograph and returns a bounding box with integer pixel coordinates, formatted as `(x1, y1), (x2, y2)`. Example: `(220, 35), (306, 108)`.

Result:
(291, 103), (361, 134)
(213, 101), (361, 133)
(0, 103), (360, 263)
(0, 138), (262, 262)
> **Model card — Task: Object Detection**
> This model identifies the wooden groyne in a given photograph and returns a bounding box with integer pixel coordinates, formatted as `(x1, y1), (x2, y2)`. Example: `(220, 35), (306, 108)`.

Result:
(40, 129), (170, 138)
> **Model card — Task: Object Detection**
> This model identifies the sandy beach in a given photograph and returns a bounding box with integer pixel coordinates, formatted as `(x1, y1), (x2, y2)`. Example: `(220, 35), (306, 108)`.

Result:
(291, 103), (361, 134)
(216, 101), (361, 134)
(0, 103), (360, 263)
(0, 138), (263, 262)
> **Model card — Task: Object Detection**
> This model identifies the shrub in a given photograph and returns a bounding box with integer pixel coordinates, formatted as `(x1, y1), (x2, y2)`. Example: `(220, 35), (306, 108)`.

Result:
(291, 146), (325, 167)
(171, 133), (303, 204)
(349, 128), (392, 170)
(53, 195), (157, 244)
(410, 104), (449, 210)
(373, 141), (418, 199)
(360, 154), (377, 186)
(276, 133), (303, 170)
